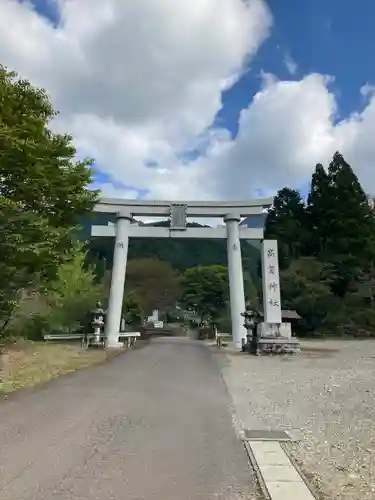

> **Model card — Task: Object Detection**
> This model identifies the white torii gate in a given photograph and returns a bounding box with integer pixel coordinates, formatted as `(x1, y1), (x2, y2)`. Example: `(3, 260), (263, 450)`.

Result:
(92, 198), (282, 348)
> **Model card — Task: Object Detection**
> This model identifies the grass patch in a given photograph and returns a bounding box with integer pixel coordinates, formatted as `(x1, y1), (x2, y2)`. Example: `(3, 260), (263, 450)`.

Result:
(0, 340), (123, 394)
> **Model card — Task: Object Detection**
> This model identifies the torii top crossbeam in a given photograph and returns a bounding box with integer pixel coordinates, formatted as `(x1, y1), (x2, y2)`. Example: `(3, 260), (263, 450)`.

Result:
(94, 197), (273, 218)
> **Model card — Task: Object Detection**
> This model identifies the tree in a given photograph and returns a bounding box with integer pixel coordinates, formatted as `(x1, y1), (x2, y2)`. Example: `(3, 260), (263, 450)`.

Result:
(124, 258), (181, 314)
(336, 264), (375, 336)
(281, 258), (335, 335)
(0, 66), (97, 226)
(307, 152), (375, 295)
(123, 292), (143, 326)
(0, 66), (98, 335)
(265, 188), (308, 268)
(0, 196), (72, 339)
(40, 242), (102, 334)
(328, 152), (375, 259)
(180, 265), (229, 323)
(237, 152), (375, 337)
(306, 163), (333, 257)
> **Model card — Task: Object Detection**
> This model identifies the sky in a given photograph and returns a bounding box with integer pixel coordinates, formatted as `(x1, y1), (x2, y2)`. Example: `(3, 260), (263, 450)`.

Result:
(0, 0), (374, 202)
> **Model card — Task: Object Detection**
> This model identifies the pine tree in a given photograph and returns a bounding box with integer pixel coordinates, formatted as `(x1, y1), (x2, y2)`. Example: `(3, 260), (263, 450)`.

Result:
(307, 152), (375, 295)
(265, 188), (308, 268)
(306, 163), (333, 257)
(328, 152), (374, 257)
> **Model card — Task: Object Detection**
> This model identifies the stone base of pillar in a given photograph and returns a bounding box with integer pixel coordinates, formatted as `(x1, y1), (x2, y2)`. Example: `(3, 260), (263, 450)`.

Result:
(106, 336), (124, 349)
(107, 343), (124, 349)
(235, 339), (244, 349)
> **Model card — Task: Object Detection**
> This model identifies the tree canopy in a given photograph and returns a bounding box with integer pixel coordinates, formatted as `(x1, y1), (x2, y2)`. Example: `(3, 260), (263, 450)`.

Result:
(0, 66), (97, 226)
(0, 66), (97, 337)
(123, 292), (143, 326)
(123, 258), (181, 315)
(179, 265), (229, 323)
(266, 151), (375, 336)
(265, 187), (307, 269)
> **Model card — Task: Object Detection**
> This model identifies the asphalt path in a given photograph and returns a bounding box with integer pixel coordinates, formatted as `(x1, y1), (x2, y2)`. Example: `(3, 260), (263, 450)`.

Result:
(0, 338), (258, 499)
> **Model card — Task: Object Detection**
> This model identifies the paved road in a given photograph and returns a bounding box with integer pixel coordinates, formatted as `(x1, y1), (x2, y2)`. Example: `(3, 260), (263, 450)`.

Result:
(0, 338), (258, 500)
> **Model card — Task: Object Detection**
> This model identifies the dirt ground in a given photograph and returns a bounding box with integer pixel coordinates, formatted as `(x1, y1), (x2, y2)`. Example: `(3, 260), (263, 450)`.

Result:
(0, 341), (122, 394)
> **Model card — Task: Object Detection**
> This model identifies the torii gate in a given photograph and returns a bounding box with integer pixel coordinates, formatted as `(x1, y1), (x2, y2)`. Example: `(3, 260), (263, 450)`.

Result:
(91, 198), (282, 348)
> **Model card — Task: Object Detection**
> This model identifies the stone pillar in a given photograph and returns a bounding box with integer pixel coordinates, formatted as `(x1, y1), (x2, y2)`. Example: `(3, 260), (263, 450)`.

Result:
(224, 213), (247, 348)
(261, 239), (282, 324)
(105, 212), (131, 348)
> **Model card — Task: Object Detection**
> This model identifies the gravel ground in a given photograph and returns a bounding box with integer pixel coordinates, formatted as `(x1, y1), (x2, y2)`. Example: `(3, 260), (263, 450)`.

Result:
(221, 340), (375, 500)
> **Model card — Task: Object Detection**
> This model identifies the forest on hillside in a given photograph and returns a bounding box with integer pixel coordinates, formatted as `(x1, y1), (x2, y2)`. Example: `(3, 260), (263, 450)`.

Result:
(85, 219), (262, 286)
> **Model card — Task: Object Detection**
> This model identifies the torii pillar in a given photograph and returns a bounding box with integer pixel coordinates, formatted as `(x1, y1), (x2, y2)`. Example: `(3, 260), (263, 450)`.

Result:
(105, 212), (131, 348)
(224, 213), (247, 348)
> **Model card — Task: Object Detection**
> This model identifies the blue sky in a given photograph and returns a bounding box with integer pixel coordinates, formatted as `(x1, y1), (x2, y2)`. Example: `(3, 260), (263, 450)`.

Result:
(34, 0), (374, 133)
(218, 0), (373, 136)
(17, 0), (375, 200)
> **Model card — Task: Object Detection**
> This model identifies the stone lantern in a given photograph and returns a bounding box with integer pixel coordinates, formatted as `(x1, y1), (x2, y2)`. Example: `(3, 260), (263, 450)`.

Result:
(91, 301), (105, 346)
(240, 300), (261, 355)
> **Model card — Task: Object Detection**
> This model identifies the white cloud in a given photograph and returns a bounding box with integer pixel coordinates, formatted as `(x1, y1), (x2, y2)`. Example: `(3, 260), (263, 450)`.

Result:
(93, 183), (140, 200)
(204, 73), (338, 197)
(0, 0), (271, 199)
(193, 73), (375, 198)
(360, 83), (375, 99)
(283, 52), (297, 75)
(333, 91), (375, 190)
(1, 1), (375, 201)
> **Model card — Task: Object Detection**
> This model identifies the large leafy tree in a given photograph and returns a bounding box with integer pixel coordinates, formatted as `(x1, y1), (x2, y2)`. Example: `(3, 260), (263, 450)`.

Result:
(8, 243), (102, 342)
(281, 257), (335, 334)
(0, 66), (97, 226)
(180, 265), (229, 323)
(0, 66), (98, 335)
(40, 243), (101, 334)
(0, 196), (69, 336)
(123, 292), (143, 326)
(124, 258), (181, 314)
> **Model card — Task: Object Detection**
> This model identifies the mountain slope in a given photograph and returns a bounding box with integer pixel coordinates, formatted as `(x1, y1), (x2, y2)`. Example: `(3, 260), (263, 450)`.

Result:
(80, 214), (261, 283)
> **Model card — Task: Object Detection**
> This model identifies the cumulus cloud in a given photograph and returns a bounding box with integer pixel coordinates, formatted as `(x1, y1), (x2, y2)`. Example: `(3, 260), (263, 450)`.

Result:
(205, 73), (338, 197)
(0, 0), (271, 198)
(1, 0), (375, 201)
(191, 73), (375, 198)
